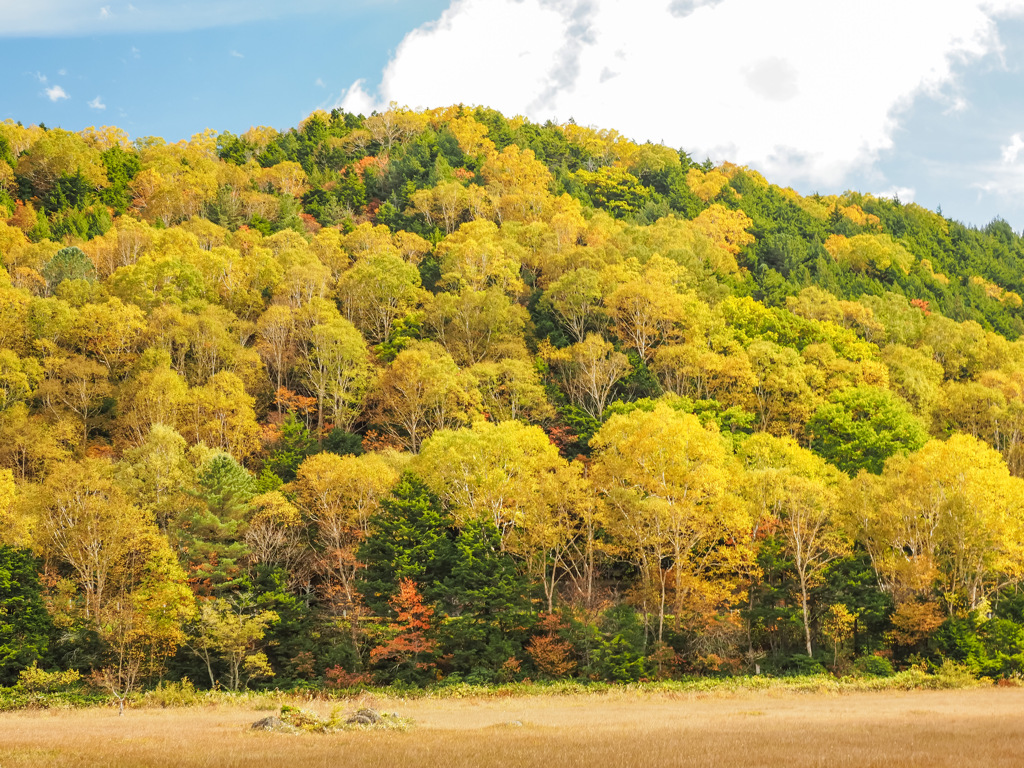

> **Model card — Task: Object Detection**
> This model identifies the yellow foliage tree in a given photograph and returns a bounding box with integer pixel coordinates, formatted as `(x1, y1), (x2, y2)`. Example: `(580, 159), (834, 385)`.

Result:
(686, 168), (730, 203)
(414, 419), (587, 611)
(851, 434), (1024, 614)
(370, 341), (480, 452)
(592, 405), (750, 642)
(293, 452), (399, 604)
(824, 233), (914, 275)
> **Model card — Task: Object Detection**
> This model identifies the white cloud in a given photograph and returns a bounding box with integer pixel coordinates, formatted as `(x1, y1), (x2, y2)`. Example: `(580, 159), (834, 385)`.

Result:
(947, 98), (970, 115)
(340, 0), (1024, 187)
(338, 79), (378, 117)
(230, 50), (244, 58)
(88, 96), (106, 110)
(315, 77), (326, 88)
(45, 85), (69, 102)
(874, 186), (916, 203)
(99, 5), (111, 18)
(1002, 132), (1024, 164)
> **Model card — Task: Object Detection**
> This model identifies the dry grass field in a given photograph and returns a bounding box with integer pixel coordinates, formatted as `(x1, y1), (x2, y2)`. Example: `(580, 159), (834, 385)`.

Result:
(2, 687), (1023, 767)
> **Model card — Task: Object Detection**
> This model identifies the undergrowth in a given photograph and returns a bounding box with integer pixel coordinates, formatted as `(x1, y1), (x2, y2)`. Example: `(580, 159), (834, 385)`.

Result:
(0, 661), (989, 712)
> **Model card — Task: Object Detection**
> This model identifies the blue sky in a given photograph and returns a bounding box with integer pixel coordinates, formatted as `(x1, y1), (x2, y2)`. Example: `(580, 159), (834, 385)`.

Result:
(5, 0), (1024, 231)
(1, 2), (450, 138)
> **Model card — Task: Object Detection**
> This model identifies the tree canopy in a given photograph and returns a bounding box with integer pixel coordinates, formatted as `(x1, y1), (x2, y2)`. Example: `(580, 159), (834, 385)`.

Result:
(5, 108), (1024, 687)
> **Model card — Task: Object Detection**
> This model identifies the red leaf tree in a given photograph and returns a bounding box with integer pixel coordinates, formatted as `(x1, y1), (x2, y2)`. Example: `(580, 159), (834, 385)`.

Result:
(369, 578), (437, 683)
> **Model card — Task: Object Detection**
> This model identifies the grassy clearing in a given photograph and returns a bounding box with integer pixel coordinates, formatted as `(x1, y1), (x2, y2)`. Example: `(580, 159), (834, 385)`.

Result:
(2, 687), (1023, 767)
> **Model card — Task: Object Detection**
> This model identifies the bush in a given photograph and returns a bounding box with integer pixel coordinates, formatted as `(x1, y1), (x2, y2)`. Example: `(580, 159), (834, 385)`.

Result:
(929, 660), (981, 689)
(17, 664), (82, 694)
(594, 635), (647, 682)
(592, 604), (648, 682)
(853, 654), (895, 677)
(141, 679), (203, 708)
(323, 666), (371, 690)
(783, 654), (827, 676)
(0, 663), (105, 710)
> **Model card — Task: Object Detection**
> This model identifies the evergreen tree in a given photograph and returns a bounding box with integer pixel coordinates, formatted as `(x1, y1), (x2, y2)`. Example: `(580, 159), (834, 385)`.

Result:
(41, 246), (96, 293)
(263, 412), (315, 482)
(0, 546), (52, 684)
(174, 453), (255, 594)
(356, 473), (455, 615)
(437, 517), (532, 679)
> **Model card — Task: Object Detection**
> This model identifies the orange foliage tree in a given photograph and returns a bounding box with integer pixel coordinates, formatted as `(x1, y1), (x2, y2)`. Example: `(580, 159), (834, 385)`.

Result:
(369, 578), (437, 684)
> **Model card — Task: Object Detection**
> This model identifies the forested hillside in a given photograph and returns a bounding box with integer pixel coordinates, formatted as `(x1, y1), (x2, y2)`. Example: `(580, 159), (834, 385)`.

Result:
(3, 105), (1024, 692)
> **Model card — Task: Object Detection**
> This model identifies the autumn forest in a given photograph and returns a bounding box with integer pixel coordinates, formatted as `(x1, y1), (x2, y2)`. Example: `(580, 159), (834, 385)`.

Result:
(2, 105), (1024, 697)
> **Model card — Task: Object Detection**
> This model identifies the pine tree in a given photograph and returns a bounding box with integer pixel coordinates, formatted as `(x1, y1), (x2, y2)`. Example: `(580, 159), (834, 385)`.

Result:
(356, 473), (455, 615)
(0, 546), (52, 684)
(438, 517), (531, 679)
(174, 453), (255, 595)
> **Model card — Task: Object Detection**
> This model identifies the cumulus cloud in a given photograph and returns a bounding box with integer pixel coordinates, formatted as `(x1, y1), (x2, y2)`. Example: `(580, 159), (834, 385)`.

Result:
(340, 0), (1024, 187)
(338, 79), (378, 117)
(1002, 132), (1024, 164)
(45, 85), (69, 102)
(88, 96), (106, 110)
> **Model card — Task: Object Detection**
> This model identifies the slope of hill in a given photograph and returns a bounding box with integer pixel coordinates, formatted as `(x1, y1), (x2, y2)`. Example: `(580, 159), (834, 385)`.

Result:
(0, 107), (1022, 690)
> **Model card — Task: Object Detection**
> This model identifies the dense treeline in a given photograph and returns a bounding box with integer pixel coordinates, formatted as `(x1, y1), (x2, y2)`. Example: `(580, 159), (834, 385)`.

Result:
(2, 106), (1024, 694)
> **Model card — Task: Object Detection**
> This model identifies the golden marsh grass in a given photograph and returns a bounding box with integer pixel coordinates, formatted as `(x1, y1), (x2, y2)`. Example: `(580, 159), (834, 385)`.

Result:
(2, 688), (1023, 767)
